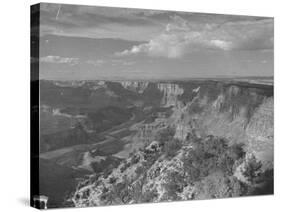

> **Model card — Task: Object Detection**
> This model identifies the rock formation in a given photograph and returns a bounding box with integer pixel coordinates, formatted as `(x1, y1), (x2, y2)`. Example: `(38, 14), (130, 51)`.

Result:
(157, 83), (184, 107)
(121, 81), (149, 94)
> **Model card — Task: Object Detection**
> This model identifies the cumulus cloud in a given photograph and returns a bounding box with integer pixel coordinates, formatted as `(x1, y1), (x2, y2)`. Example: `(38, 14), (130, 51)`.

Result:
(116, 16), (273, 58)
(40, 55), (79, 65)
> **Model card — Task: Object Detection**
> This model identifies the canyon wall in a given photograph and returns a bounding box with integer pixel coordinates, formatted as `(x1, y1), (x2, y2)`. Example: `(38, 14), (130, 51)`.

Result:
(71, 80), (273, 207)
(119, 80), (273, 165)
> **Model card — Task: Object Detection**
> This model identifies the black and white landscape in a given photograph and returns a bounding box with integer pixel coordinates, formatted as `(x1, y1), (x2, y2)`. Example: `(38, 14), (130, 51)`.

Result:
(32, 3), (273, 209)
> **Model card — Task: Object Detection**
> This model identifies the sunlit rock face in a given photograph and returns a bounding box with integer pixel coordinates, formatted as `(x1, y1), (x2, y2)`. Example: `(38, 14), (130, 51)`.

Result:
(90, 81), (107, 90)
(120, 81), (149, 94)
(172, 82), (273, 167)
(157, 83), (184, 107)
(246, 98), (274, 167)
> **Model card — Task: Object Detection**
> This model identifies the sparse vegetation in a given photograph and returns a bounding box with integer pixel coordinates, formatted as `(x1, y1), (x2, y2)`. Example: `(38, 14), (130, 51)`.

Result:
(141, 189), (159, 203)
(195, 172), (245, 199)
(163, 171), (186, 200)
(243, 155), (262, 184)
(183, 136), (245, 180)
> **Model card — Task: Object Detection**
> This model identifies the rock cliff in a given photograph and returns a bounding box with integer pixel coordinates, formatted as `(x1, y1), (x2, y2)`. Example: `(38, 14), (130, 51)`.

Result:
(120, 81), (149, 94)
(157, 83), (184, 107)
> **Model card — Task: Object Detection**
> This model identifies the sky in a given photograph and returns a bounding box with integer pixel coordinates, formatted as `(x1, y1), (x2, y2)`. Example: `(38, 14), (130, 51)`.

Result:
(36, 3), (274, 80)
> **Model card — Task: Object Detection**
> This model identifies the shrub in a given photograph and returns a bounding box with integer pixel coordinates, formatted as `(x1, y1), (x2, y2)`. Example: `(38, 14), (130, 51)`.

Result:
(109, 177), (117, 184)
(243, 155), (262, 183)
(131, 154), (140, 164)
(227, 143), (245, 160)
(164, 171), (185, 200)
(141, 189), (158, 203)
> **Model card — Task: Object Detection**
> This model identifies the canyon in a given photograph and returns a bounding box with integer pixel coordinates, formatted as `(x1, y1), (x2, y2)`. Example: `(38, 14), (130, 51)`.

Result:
(38, 79), (273, 208)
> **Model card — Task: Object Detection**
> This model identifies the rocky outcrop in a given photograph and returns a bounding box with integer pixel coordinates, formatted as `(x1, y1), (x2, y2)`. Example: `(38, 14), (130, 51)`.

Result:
(72, 145), (191, 206)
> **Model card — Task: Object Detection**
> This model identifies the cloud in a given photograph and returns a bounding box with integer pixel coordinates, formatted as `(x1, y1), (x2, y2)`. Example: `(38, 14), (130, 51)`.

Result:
(39, 3), (165, 41)
(116, 16), (273, 58)
(209, 40), (233, 50)
(86, 58), (136, 67)
(39, 3), (273, 46)
(40, 55), (79, 65)
(85, 59), (105, 66)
